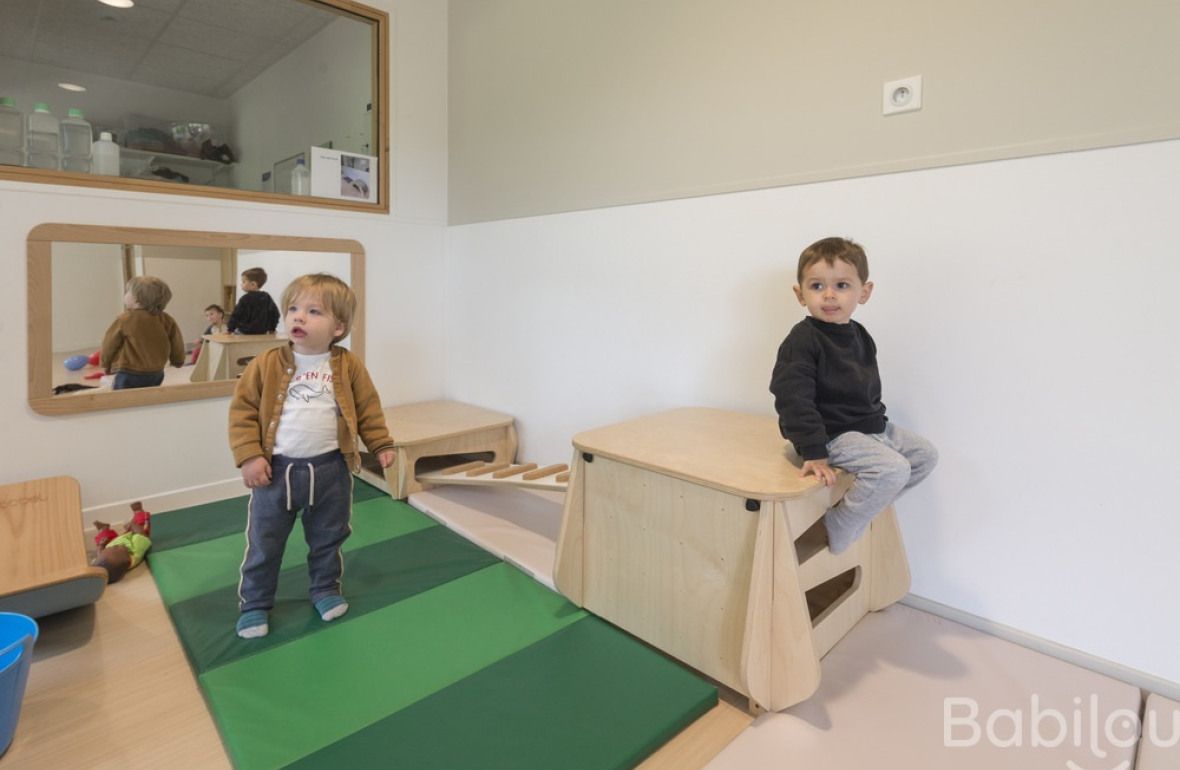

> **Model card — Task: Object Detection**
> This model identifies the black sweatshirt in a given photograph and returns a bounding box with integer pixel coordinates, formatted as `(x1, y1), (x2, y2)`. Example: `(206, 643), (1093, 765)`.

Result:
(227, 290), (280, 334)
(769, 316), (887, 460)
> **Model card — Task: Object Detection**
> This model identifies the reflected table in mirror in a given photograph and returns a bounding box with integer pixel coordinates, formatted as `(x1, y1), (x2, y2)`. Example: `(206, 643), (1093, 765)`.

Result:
(190, 333), (288, 382)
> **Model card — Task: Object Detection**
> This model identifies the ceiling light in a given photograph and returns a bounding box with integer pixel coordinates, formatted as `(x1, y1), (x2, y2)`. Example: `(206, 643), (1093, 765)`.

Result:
(58, 83), (87, 92)
(98, 0), (135, 7)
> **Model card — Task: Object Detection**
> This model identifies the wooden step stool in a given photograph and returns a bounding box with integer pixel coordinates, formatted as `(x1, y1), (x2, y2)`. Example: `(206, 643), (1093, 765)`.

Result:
(382, 400), (518, 499)
(554, 407), (910, 712)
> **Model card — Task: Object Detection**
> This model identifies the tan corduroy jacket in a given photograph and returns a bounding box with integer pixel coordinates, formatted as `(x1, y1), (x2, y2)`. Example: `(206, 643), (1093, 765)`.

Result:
(100, 309), (186, 374)
(228, 344), (394, 472)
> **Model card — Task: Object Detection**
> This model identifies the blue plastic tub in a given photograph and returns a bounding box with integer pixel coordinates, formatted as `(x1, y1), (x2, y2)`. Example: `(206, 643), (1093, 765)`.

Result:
(0, 612), (39, 756)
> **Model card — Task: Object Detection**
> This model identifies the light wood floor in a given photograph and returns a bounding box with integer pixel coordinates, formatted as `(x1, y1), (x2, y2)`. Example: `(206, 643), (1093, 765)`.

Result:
(6, 562), (749, 769)
(6, 565), (231, 769)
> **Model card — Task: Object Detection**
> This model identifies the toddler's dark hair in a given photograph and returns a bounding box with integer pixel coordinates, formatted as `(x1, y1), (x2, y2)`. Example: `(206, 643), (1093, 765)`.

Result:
(797, 237), (869, 284)
(241, 267), (268, 287)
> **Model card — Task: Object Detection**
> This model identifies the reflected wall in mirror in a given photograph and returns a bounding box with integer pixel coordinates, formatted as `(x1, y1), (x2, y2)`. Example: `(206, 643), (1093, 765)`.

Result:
(0, 0), (387, 212)
(29, 224), (365, 416)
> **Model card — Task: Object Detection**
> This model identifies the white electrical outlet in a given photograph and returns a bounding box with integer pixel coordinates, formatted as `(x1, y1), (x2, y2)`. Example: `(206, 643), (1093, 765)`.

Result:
(883, 75), (922, 116)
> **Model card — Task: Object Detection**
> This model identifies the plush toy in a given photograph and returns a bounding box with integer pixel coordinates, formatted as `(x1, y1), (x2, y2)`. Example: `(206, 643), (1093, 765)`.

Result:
(93, 501), (152, 583)
(64, 354), (89, 370)
(88, 350), (101, 366)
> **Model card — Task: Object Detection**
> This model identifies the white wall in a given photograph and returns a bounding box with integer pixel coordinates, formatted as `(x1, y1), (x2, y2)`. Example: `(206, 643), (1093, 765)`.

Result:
(445, 139), (1180, 685)
(0, 0), (447, 513)
(51, 243), (123, 353)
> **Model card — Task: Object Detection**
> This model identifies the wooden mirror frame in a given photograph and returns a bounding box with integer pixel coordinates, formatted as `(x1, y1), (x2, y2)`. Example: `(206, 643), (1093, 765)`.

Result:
(28, 223), (365, 416)
(0, 0), (388, 214)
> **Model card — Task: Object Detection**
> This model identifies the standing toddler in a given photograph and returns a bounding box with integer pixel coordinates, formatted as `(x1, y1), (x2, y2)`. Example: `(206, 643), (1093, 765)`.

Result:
(229, 273), (395, 638)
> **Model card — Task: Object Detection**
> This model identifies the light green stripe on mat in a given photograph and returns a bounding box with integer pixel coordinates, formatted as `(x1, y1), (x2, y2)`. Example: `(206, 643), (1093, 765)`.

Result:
(149, 497), (434, 605)
(200, 562), (586, 770)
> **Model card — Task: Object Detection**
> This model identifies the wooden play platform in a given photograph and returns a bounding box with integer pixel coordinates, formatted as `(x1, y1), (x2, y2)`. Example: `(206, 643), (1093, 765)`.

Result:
(0, 476), (107, 617)
(381, 400), (520, 498)
(554, 407), (910, 712)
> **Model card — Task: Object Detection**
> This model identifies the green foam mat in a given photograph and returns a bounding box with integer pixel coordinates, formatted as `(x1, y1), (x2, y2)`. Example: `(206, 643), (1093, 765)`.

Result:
(149, 485), (718, 769)
(169, 524), (502, 674)
(148, 497), (436, 605)
(149, 476), (390, 552)
(203, 563), (586, 770)
(286, 615), (718, 770)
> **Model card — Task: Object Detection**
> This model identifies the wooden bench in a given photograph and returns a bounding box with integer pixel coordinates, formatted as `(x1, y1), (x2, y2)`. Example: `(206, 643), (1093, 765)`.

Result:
(0, 476), (107, 617)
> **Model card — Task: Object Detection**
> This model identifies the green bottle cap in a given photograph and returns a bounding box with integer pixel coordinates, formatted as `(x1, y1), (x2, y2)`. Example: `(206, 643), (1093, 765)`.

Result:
(0, 97), (14, 107)
(33, 102), (50, 112)
(68, 108), (85, 118)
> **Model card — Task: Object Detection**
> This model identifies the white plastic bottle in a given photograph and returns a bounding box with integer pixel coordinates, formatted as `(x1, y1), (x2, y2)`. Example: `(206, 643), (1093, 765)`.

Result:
(25, 103), (60, 170)
(91, 131), (120, 176)
(290, 157), (310, 195)
(59, 108), (92, 172)
(0, 97), (25, 167)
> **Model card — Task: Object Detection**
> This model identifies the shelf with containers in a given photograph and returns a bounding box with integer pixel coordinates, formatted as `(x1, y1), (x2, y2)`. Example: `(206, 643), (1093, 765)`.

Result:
(117, 148), (235, 187)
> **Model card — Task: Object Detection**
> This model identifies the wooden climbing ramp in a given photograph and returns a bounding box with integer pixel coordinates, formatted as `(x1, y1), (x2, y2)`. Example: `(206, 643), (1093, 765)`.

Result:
(416, 461), (570, 493)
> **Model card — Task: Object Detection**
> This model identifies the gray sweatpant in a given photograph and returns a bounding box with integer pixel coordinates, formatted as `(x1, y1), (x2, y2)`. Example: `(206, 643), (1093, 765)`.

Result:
(823, 422), (938, 554)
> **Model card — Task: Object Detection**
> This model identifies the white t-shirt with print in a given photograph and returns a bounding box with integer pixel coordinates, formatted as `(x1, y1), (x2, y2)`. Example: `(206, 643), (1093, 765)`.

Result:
(273, 352), (338, 459)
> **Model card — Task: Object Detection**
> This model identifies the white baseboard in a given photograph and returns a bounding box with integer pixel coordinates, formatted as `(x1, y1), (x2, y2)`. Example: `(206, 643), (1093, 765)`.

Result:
(902, 593), (1180, 701)
(82, 477), (245, 526)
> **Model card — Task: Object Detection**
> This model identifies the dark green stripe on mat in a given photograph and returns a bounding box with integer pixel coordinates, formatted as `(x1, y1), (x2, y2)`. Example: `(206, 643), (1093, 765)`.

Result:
(350, 477), (388, 503)
(286, 615), (718, 770)
(149, 476), (389, 552)
(169, 524), (501, 674)
(149, 494), (252, 552)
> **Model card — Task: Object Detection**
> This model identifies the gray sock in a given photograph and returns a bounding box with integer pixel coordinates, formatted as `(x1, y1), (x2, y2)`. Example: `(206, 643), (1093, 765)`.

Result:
(822, 505), (870, 555)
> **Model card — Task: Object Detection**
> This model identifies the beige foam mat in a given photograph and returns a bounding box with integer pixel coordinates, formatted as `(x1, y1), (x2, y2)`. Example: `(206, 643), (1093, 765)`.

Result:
(407, 485), (563, 589)
(1137, 693), (1180, 768)
(706, 603), (1140, 769)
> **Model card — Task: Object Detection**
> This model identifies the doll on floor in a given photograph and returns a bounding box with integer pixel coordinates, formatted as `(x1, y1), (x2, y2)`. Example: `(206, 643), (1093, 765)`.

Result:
(93, 501), (152, 584)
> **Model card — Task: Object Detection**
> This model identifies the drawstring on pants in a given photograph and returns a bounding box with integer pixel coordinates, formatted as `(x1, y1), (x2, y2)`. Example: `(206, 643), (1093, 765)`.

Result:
(283, 461), (317, 511)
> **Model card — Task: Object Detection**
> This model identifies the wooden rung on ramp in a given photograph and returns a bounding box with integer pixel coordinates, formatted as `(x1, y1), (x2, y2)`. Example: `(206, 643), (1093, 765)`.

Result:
(417, 461), (570, 493)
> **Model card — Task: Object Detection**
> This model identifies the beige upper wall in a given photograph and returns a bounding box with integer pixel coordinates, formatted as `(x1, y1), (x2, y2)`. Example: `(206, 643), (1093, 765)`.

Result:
(448, 0), (1180, 224)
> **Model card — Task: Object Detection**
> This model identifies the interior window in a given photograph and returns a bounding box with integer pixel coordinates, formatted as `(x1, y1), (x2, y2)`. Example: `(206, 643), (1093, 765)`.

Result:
(0, 0), (387, 212)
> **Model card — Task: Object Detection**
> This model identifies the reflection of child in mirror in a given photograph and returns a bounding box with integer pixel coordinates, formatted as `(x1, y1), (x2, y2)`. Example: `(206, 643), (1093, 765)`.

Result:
(227, 267), (280, 334)
(204, 304), (227, 335)
(92, 502), (152, 584)
(189, 304), (228, 364)
(100, 276), (187, 390)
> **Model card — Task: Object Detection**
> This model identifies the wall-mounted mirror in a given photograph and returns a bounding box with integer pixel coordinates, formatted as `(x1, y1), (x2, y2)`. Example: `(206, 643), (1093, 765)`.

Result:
(28, 223), (365, 416)
(0, 0), (387, 212)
